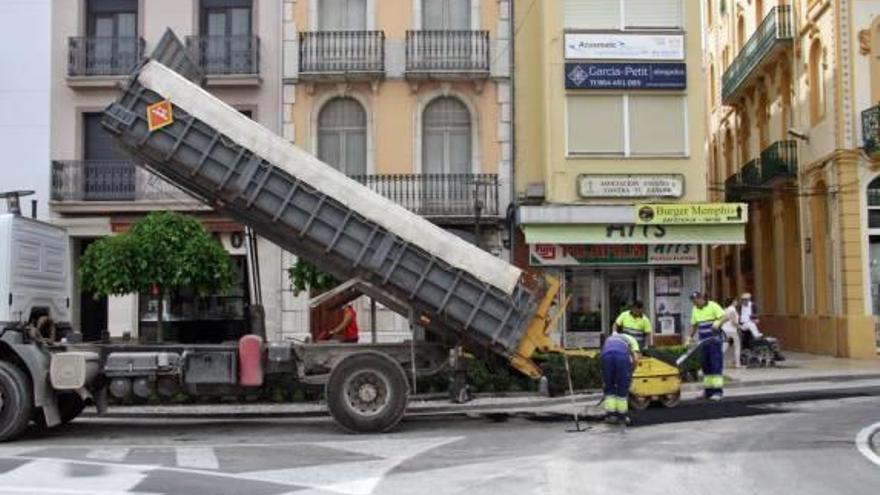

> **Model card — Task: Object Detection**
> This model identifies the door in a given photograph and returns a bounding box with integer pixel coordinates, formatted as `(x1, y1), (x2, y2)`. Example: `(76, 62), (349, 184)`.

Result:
(422, 97), (471, 214)
(84, 113), (134, 200)
(79, 239), (107, 342)
(319, 0), (367, 30)
(607, 276), (639, 331)
(422, 0), (471, 30)
(88, 11), (137, 73)
(203, 3), (252, 73)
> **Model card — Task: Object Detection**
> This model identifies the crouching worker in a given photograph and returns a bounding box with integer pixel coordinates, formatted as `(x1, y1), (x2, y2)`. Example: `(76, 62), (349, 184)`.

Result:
(600, 332), (641, 425)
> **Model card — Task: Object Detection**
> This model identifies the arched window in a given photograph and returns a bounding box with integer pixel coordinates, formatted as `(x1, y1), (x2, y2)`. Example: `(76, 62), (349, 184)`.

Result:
(709, 62), (717, 109)
(755, 0), (764, 22)
(423, 97), (472, 175)
(724, 128), (734, 178)
(809, 40), (825, 125)
(736, 15), (746, 52)
(707, 0), (714, 27)
(317, 97), (367, 175)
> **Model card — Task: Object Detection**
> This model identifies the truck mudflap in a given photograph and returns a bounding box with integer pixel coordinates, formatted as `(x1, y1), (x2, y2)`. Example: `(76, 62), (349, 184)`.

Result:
(100, 31), (549, 377)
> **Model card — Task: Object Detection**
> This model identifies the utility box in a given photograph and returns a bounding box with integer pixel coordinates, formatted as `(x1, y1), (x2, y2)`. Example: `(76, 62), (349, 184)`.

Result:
(0, 214), (70, 326)
(184, 351), (237, 384)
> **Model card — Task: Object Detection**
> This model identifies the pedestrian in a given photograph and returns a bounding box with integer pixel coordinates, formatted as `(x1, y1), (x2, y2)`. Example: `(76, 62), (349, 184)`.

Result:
(600, 332), (641, 425)
(739, 292), (763, 340)
(611, 300), (653, 348)
(688, 292), (726, 400)
(721, 297), (743, 369)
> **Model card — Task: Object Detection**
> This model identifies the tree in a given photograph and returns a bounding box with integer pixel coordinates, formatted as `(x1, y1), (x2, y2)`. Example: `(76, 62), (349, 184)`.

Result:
(287, 260), (337, 296)
(80, 211), (234, 342)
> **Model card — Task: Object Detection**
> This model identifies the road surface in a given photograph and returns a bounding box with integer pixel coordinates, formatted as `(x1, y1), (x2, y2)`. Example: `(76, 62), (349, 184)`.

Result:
(0, 391), (878, 494)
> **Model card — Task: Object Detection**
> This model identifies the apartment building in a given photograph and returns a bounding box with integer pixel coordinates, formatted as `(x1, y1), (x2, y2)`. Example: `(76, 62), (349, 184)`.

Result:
(49, 0), (512, 343)
(513, 0), (722, 347)
(706, 0), (878, 357)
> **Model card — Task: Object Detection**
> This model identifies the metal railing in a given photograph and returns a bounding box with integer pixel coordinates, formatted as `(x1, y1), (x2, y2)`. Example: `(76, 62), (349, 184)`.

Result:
(349, 173), (499, 217)
(406, 30), (490, 73)
(298, 31), (385, 74)
(185, 35), (260, 75)
(52, 160), (194, 202)
(740, 158), (763, 186)
(760, 140), (798, 182)
(722, 5), (793, 102)
(724, 174), (744, 203)
(68, 36), (145, 76)
(863, 104), (880, 157)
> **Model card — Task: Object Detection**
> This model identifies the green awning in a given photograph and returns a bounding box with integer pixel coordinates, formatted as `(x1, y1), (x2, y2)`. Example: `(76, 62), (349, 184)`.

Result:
(522, 224), (745, 245)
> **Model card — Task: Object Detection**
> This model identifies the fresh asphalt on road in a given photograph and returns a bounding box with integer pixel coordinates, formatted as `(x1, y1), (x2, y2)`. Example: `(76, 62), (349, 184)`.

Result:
(0, 388), (878, 495)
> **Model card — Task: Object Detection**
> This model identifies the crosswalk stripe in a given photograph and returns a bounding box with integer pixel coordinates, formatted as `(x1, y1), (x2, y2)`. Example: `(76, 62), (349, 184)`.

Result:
(85, 448), (130, 462)
(175, 447), (219, 470)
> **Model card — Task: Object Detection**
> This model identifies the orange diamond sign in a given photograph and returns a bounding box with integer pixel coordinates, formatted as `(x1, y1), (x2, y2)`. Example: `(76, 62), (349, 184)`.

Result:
(146, 100), (174, 132)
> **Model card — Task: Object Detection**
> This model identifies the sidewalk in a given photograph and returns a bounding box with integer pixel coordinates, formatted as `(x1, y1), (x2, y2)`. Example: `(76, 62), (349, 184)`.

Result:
(95, 352), (880, 420)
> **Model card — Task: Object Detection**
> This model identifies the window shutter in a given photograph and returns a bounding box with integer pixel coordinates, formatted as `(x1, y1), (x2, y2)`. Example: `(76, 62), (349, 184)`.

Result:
(628, 95), (687, 155)
(566, 96), (625, 154)
(564, 0), (620, 30)
(624, 0), (683, 29)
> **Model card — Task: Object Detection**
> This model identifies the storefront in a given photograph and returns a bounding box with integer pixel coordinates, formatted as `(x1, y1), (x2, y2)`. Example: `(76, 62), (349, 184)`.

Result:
(518, 203), (748, 349)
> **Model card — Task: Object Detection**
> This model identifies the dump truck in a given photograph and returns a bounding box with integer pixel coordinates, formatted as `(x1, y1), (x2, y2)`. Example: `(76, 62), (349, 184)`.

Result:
(0, 32), (679, 442)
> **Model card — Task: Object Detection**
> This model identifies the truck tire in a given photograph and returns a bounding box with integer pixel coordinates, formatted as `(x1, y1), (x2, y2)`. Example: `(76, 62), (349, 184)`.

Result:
(0, 361), (33, 442)
(325, 353), (409, 434)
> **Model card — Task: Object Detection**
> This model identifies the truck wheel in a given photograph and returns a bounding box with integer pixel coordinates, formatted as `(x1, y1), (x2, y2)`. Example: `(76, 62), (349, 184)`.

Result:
(57, 393), (85, 424)
(0, 361), (33, 442)
(325, 353), (409, 434)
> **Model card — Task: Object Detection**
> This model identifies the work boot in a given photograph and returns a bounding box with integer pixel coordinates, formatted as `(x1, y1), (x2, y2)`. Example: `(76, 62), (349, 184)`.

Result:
(604, 413), (619, 425)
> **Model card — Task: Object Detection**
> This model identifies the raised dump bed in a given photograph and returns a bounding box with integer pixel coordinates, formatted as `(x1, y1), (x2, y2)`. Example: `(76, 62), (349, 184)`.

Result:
(101, 32), (555, 379)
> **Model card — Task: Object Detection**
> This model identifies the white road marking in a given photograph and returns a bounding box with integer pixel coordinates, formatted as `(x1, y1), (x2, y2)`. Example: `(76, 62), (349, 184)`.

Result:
(855, 422), (880, 467)
(0, 459), (155, 495)
(174, 446), (219, 470)
(85, 447), (130, 462)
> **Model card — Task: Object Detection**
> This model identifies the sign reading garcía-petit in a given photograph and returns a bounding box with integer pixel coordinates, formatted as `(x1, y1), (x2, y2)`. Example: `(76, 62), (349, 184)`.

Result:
(564, 33), (685, 61)
(635, 203), (749, 225)
(578, 174), (684, 198)
(565, 63), (687, 90)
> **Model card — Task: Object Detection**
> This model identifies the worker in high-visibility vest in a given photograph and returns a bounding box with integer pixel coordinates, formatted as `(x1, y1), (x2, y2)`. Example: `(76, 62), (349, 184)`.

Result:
(687, 292), (727, 401)
(611, 300), (653, 349)
(600, 332), (641, 425)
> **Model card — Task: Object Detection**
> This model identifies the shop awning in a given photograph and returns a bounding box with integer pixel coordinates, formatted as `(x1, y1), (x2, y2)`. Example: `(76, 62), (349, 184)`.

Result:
(522, 224), (745, 245)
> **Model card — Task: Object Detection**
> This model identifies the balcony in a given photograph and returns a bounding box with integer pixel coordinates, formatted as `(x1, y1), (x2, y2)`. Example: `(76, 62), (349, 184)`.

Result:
(759, 140), (798, 183)
(405, 30), (490, 80)
(350, 173), (500, 222)
(863, 104), (880, 158)
(185, 35), (260, 85)
(298, 31), (385, 82)
(722, 5), (793, 103)
(51, 160), (200, 212)
(67, 37), (144, 85)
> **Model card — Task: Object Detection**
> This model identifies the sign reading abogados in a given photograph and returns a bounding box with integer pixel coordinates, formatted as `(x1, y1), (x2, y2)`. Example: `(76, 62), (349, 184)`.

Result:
(635, 203), (748, 225)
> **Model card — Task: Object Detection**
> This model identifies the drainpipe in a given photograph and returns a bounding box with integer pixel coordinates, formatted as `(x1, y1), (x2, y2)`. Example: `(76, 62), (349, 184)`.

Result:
(509, 0), (517, 263)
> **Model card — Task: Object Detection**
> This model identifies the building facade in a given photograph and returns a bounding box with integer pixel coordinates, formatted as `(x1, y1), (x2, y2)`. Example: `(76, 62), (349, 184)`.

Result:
(706, 0), (879, 358)
(514, 0), (719, 347)
(49, 0), (512, 343)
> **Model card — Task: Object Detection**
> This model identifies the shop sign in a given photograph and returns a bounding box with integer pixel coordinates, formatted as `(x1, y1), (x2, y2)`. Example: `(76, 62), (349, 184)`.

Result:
(578, 174), (684, 198)
(566, 63), (687, 90)
(635, 203), (748, 225)
(564, 33), (685, 61)
(530, 244), (698, 266)
(521, 224), (746, 245)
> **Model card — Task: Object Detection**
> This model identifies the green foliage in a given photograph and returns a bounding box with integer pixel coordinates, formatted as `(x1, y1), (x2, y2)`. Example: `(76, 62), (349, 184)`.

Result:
(79, 211), (234, 298)
(287, 259), (337, 296)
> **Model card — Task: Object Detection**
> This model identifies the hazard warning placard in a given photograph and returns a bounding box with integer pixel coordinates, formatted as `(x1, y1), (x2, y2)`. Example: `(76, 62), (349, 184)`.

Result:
(146, 100), (174, 132)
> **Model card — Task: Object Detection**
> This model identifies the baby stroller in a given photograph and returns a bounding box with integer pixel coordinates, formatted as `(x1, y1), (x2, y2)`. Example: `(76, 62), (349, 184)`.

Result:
(740, 328), (785, 368)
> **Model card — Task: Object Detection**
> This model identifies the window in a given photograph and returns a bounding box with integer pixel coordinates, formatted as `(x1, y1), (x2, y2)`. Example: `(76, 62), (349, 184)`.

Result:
(564, 0), (683, 30)
(83, 113), (135, 201)
(566, 95), (687, 156)
(809, 40), (825, 125)
(423, 0), (471, 30)
(201, 0), (253, 73)
(86, 0), (138, 72)
(755, 0), (764, 21)
(423, 97), (472, 174)
(707, 0), (714, 27)
(319, 0), (367, 30)
(736, 15), (745, 52)
(709, 63), (717, 108)
(318, 98), (367, 175)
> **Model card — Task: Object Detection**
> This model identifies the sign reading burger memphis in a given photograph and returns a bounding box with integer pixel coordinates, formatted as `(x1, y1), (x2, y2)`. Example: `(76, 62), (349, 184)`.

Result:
(566, 63), (687, 90)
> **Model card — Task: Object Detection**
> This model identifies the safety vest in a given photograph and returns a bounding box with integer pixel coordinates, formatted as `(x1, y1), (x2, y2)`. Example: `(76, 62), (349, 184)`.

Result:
(615, 310), (652, 347)
(690, 301), (725, 341)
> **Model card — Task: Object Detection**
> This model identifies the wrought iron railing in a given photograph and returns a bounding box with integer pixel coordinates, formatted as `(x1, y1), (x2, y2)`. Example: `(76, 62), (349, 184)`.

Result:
(724, 174), (744, 203)
(740, 158), (762, 186)
(186, 35), (260, 75)
(863, 104), (880, 158)
(51, 160), (194, 202)
(299, 31), (385, 74)
(349, 173), (499, 217)
(68, 37), (145, 76)
(722, 5), (793, 102)
(760, 140), (798, 181)
(406, 30), (490, 73)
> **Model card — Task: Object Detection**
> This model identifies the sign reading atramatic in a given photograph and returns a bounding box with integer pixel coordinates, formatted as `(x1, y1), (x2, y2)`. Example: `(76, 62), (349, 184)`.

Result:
(579, 174), (684, 198)
(635, 203), (749, 225)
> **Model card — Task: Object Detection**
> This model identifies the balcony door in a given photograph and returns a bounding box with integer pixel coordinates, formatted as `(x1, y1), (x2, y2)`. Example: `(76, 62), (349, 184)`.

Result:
(201, 0), (253, 73)
(319, 0), (367, 30)
(317, 98), (368, 176)
(422, 0), (471, 30)
(422, 97), (472, 215)
(86, 0), (137, 74)
(84, 113), (134, 201)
